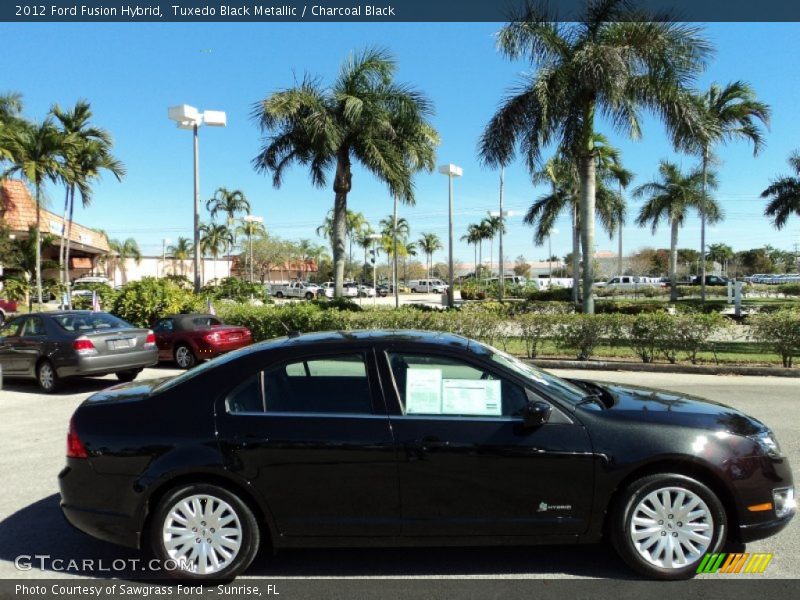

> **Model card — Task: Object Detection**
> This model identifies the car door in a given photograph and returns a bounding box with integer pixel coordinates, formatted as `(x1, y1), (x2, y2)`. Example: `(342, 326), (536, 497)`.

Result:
(0, 317), (24, 374)
(16, 315), (48, 376)
(378, 346), (594, 538)
(152, 318), (175, 360)
(215, 348), (400, 538)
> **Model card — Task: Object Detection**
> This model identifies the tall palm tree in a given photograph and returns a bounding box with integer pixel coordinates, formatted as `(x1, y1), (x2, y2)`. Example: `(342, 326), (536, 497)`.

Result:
(418, 232), (443, 281)
(52, 100), (125, 301)
(707, 242), (734, 276)
(761, 151), (800, 230)
(1, 118), (70, 306)
(675, 81), (770, 301)
(461, 224), (482, 278)
(199, 223), (234, 285)
(380, 214), (410, 292)
(236, 219), (267, 281)
(481, 215), (505, 278)
(634, 161), (720, 301)
(106, 238), (141, 284)
(479, 0), (711, 313)
(206, 188), (250, 245)
(252, 47), (438, 297)
(345, 211), (366, 277)
(166, 237), (193, 276)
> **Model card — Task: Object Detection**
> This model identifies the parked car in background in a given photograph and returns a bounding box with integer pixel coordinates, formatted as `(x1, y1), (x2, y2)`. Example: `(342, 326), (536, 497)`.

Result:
(356, 284), (376, 297)
(690, 275), (730, 286)
(72, 275), (110, 286)
(152, 313), (252, 369)
(318, 282), (359, 299)
(0, 311), (157, 392)
(269, 282), (321, 300)
(375, 284), (390, 297)
(408, 278), (449, 293)
(0, 298), (18, 326)
(487, 275), (528, 287)
(596, 276), (658, 291)
(60, 330), (794, 581)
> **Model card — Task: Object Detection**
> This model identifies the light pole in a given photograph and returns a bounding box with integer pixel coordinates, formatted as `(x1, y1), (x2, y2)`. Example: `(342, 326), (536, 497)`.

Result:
(438, 163), (462, 308)
(242, 215), (263, 283)
(490, 207), (514, 299)
(161, 238), (171, 278)
(367, 233), (382, 306)
(167, 104), (227, 292)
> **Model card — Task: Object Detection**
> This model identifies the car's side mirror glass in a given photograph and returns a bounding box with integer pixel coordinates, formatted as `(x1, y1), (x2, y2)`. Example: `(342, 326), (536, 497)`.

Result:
(522, 400), (551, 428)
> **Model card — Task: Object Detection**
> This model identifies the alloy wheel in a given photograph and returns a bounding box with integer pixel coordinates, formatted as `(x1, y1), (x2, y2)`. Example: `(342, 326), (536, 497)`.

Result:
(39, 363), (55, 391)
(162, 494), (243, 576)
(629, 486), (714, 569)
(175, 346), (194, 369)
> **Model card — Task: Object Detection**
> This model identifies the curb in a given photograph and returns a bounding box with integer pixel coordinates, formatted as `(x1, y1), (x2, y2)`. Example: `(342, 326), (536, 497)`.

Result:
(525, 358), (800, 378)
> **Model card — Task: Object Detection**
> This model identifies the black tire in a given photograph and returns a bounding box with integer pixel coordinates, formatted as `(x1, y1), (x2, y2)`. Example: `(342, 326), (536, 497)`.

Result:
(174, 344), (197, 370)
(150, 484), (260, 581)
(37, 359), (60, 393)
(305, 292), (314, 300)
(0, 311), (5, 326)
(115, 369), (141, 382)
(275, 291), (284, 298)
(610, 473), (727, 580)
(410, 288), (417, 294)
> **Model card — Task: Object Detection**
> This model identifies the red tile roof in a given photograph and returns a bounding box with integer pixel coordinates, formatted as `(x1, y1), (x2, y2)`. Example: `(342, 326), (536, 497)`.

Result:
(0, 179), (110, 253)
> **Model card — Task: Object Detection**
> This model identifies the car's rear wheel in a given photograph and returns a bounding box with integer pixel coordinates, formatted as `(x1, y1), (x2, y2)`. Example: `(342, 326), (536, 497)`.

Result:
(174, 344), (197, 370)
(37, 360), (60, 393)
(275, 291), (283, 298)
(151, 484), (260, 581)
(611, 473), (726, 580)
(305, 292), (313, 300)
(116, 369), (142, 382)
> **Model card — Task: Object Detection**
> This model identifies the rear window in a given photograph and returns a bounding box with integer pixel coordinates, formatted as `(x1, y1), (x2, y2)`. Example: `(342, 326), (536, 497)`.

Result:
(53, 313), (133, 332)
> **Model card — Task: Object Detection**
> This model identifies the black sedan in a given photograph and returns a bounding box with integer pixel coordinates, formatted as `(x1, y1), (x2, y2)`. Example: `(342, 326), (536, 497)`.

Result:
(0, 311), (158, 392)
(59, 330), (794, 580)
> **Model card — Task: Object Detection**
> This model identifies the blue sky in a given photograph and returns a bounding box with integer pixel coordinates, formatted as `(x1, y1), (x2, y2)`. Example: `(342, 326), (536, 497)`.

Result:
(2, 21), (799, 264)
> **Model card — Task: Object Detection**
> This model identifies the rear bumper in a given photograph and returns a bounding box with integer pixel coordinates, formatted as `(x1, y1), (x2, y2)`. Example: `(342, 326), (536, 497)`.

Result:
(57, 349), (158, 378)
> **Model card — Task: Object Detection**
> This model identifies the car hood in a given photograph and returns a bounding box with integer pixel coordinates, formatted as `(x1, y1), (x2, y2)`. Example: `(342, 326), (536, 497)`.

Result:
(85, 377), (173, 404)
(582, 381), (768, 436)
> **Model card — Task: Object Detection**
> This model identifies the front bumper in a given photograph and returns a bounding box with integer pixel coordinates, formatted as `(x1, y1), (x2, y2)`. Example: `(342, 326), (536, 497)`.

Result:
(739, 513), (794, 543)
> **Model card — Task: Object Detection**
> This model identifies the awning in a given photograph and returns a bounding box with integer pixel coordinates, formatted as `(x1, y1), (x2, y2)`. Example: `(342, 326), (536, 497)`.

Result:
(70, 257), (92, 269)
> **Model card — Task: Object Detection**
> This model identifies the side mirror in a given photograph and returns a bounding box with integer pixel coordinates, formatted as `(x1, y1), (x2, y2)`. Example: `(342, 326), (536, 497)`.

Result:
(523, 400), (551, 428)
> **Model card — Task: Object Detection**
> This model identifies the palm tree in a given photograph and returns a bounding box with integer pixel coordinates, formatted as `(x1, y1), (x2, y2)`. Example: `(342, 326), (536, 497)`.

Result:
(707, 242), (734, 277)
(479, 0), (711, 313)
(236, 219), (267, 281)
(461, 224), (482, 278)
(199, 223), (234, 285)
(166, 237), (193, 276)
(206, 188), (250, 245)
(52, 100), (125, 302)
(1, 118), (69, 306)
(252, 47), (438, 297)
(355, 226), (377, 282)
(418, 232), (442, 281)
(481, 215), (505, 278)
(346, 211), (366, 277)
(106, 238), (141, 284)
(634, 161), (720, 301)
(527, 136), (631, 304)
(761, 151), (800, 230)
(380, 214), (410, 292)
(675, 81), (770, 301)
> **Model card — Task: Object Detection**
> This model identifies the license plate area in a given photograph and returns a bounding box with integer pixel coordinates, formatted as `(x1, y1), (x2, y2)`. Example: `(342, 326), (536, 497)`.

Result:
(107, 338), (135, 351)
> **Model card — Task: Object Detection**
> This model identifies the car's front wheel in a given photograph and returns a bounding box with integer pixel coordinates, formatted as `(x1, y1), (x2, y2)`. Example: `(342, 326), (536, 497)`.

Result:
(150, 484), (260, 580)
(611, 473), (727, 580)
(37, 360), (60, 393)
(174, 344), (197, 370)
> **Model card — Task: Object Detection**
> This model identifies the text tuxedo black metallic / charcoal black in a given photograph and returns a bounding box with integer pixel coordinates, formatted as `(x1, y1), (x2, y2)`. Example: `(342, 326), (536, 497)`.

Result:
(59, 330), (794, 580)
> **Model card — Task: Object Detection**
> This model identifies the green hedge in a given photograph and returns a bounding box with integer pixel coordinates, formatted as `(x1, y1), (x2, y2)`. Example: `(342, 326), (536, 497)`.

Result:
(750, 310), (800, 367)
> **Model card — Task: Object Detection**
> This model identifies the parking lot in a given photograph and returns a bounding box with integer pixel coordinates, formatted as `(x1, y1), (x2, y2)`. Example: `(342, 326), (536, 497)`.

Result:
(0, 367), (796, 580)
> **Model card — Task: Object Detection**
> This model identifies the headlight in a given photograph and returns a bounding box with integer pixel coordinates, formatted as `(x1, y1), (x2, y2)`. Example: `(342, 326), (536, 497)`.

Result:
(749, 431), (782, 457)
(773, 488), (796, 518)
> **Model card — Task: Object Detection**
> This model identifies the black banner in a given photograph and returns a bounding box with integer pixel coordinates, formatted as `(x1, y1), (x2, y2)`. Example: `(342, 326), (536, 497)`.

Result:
(2, 1), (800, 23)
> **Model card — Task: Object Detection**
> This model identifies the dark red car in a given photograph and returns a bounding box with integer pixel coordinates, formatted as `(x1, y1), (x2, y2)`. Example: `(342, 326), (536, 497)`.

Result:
(152, 313), (252, 369)
(0, 298), (18, 326)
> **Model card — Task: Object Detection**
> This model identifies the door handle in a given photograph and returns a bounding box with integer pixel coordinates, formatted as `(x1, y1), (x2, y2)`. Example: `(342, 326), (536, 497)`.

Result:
(413, 437), (451, 452)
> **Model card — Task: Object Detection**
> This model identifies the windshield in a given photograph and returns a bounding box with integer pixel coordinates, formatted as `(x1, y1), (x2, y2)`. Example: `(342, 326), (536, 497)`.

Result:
(53, 313), (133, 332)
(477, 342), (587, 406)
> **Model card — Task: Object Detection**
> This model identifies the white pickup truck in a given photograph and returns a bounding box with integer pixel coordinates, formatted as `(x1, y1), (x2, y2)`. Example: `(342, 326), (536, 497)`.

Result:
(270, 282), (321, 300)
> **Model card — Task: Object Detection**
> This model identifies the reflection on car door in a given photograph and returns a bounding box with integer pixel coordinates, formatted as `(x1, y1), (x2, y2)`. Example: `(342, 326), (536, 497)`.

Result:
(0, 317), (24, 374)
(17, 316), (47, 376)
(216, 349), (400, 538)
(380, 348), (594, 538)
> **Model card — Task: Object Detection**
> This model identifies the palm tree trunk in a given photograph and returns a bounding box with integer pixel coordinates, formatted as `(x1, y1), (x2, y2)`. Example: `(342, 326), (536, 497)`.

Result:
(571, 202), (580, 307)
(34, 183), (43, 307)
(58, 188), (69, 286)
(579, 153), (596, 314)
(65, 185), (76, 309)
(700, 145), (709, 304)
(393, 195), (399, 307)
(670, 219), (679, 303)
(332, 151), (351, 298)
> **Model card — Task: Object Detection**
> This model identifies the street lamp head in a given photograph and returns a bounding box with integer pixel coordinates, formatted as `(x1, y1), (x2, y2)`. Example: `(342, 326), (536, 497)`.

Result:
(168, 104), (227, 129)
(367, 233), (383, 241)
(243, 215), (263, 223)
(203, 110), (227, 127)
(438, 164), (463, 177)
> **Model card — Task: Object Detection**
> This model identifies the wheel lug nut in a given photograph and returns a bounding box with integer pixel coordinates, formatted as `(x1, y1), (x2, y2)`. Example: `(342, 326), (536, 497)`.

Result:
(668, 514), (673, 519)
(195, 538), (201, 543)
(192, 527), (197, 532)
(210, 528), (215, 533)
(658, 520), (664, 525)
(207, 538), (212, 543)
(677, 522), (683, 527)
(201, 521), (206, 526)
(661, 531), (666, 536)
(672, 532), (678, 537)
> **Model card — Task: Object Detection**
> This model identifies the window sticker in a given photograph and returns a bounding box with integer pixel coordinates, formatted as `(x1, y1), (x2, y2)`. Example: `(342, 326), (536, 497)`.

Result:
(441, 379), (502, 416)
(405, 368), (443, 414)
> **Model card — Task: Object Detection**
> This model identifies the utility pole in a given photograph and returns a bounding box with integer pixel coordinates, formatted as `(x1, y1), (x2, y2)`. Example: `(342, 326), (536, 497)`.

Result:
(498, 167), (505, 301)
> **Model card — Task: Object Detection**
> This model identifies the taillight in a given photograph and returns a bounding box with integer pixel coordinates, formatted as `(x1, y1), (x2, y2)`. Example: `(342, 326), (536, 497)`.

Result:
(73, 336), (97, 355)
(204, 332), (221, 344)
(67, 418), (88, 459)
(144, 331), (156, 349)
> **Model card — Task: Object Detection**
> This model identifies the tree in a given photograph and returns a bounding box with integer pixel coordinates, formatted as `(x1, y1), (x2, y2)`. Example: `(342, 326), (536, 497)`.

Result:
(461, 223), (484, 279)
(707, 242), (734, 276)
(236, 219), (267, 281)
(206, 187), (250, 245)
(199, 223), (234, 284)
(481, 215), (505, 277)
(479, 0), (710, 313)
(166, 237), (193, 276)
(106, 238), (141, 284)
(1, 118), (70, 306)
(675, 81), (770, 301)
(417, 232), (443, 281)
(355, 225), (377, 282)
(761, 151), (800, 230)
(635, 161), (720, 300)
(514, 255), (531, 277)
(52, 100), (125, 304)
(252, 47), (438, 297)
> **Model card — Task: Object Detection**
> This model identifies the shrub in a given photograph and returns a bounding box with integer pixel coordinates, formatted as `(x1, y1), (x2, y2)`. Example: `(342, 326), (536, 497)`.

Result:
(555, 314), (608, 360)
(629, 313), (678, 363)
(595, 300), (667, 315)
(71, 282), (117, 311)
(205, 277), (271, 303)
(672, 313), (727, 364)
(525, 286), (574, 302)
(517, 313), (557, 358)
(510, 300), (575, 315)
(750, 310), (800, 367)
(111, 277), (203, 327)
